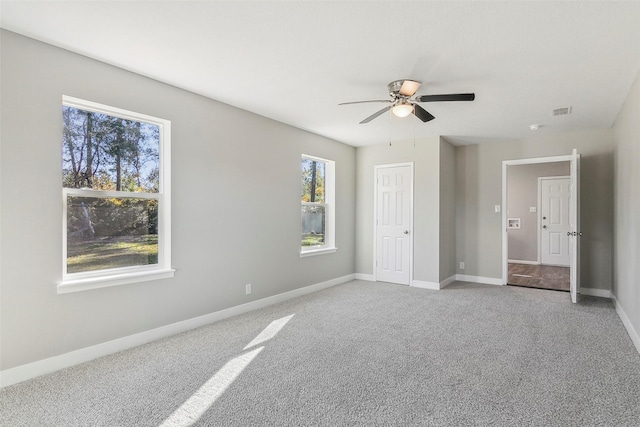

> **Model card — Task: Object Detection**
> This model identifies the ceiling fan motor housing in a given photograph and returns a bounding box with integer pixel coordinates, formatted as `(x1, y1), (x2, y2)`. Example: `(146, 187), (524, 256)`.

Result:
(388, 79), (420, 98)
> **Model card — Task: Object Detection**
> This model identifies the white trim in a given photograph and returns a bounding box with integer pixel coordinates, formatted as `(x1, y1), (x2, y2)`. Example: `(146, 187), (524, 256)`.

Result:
(502, 161), (508, 284)
(440, 275), (456, 289)
(1, 274), (355, 388)
(569, 149), (581, 303)
(63, 188), (159, 200)
(411, 280), (440, 290)
(537, 177), (541, 265)
(412, 275), (456, 290)
(299, 247), (337, 258)
(508, 259), (539, 265)
(537, 175), (571, 180)
(58, 269), (176, 294)
(457, 278), (612, 298)
(579, 288), (611, 299)
(504, 155), (573, 167)
(373, 162), (414, 285)
(63, 96), (168, 126)
(612, 295), (640, 356)
(455, 274), (504, 286)
(357, 274), (455, 290)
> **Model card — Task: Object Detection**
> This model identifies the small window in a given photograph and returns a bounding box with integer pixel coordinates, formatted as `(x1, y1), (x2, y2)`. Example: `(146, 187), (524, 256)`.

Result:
(301, 155), (336, 256)
(60, 96), (173, 293)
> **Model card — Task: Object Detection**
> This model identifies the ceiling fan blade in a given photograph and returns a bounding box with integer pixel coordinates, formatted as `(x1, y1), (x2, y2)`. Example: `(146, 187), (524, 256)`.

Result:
(360, 106), (392, 124)
(339, 100), (392, 106)
(415, 93), (476, 102)
(399, 80), (421, 97)
(413, 104), (435, 122)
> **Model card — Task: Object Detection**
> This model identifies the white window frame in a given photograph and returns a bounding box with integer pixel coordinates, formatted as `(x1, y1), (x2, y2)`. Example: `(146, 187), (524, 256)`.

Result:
(300, 154), (336, 257)
(58, 96), (174, 294)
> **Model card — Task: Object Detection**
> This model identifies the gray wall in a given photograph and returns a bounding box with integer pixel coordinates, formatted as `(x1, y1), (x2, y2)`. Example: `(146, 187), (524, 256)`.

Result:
(455, 129), (614, 290)
(355, 137), (441, 284)
(439, 138), (456, 281)
(612, 70), (640, 340)
(0, 30), (356, 370)
(507, 162), (570, 262)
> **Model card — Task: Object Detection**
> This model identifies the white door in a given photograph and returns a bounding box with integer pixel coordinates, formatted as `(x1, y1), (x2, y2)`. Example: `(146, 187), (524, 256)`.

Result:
(570, 149), (581, 303)
(375, 164), (412, 285)
(540, 177), (571, 266)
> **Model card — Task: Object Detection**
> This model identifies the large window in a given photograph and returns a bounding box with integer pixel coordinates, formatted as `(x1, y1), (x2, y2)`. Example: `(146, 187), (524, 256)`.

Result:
(60, 96), (173, 293)
(301, 155), (335, 256)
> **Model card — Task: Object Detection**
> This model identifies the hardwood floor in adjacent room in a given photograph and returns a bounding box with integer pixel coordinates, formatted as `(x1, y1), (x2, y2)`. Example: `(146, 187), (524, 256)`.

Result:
(508, 262), (570, 291)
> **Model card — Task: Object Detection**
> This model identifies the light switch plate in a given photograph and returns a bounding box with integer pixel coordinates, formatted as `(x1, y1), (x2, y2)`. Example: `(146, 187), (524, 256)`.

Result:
(494, 205), (501, 213)
(530, 207), (537, 212)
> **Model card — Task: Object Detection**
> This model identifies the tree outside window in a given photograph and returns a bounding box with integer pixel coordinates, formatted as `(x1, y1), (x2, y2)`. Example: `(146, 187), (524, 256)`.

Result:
(301, 158), (326, 248)
(301, 155), (334, 255)
(61, 96), (171, 286)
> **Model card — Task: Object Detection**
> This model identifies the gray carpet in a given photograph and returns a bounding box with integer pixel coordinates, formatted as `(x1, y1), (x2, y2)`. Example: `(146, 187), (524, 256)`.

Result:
(1, 280), (639, 426)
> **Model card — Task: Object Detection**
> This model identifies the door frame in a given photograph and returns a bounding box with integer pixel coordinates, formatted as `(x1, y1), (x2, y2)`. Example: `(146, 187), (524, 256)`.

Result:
(569, 148), (581, 303)
(373, 162), (414, 284)
(537, 175), (571, 266)
(501, 155), (574, 285)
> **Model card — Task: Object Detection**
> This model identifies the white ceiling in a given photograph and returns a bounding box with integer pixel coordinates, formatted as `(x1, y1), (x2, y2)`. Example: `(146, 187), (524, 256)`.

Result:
(2, 1), (640, 147)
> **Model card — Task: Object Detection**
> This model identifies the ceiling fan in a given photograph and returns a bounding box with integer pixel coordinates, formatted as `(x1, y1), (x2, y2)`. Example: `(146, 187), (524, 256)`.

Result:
(339, 79), (475, 124)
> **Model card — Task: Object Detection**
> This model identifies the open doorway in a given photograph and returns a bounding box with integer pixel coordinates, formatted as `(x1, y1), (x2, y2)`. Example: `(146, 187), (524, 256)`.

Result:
(502, 151), (581, 302)
(506, 163), (570, 291)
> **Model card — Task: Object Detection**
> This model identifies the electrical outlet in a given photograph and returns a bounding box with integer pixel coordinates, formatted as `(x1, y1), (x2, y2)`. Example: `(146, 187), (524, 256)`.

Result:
(459, 262), (465, 270)
(245, 283), (252, 295)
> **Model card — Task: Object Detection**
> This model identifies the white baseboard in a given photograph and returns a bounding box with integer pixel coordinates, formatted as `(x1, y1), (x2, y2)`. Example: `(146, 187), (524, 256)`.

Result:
(612, 295), (640, 356)
(411, 280), (440, 290)
(508, 259), (539, 265)
(455, 274), (504, 286)
(580, 288), (611, 299)
(440, 275), (456, 289)
(411, 275), (457, 290)
(0, 274), (355, 388)
(357, 274), (454, 290)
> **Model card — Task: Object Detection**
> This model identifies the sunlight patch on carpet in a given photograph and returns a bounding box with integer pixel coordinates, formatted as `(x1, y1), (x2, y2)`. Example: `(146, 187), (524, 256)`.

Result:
(160, 314), (295, 426)
(244, 314), (295, 350)
(159, 346), (264, 427)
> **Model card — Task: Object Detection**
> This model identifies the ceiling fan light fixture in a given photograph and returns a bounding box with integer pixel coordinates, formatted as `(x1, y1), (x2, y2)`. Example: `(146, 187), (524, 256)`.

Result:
(392, 103), (414, 118)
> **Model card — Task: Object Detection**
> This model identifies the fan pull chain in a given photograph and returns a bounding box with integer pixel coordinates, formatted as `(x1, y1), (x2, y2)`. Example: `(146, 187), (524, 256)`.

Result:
(413, 112), (416, 147)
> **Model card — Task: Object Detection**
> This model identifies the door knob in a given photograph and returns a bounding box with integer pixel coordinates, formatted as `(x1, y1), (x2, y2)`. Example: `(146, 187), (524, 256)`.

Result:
(543, 225), (547, 229)
(403, 230), (409, 235)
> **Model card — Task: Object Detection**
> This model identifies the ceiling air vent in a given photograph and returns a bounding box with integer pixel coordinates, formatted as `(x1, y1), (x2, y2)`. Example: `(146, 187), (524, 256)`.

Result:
(552, 106), (572, 116)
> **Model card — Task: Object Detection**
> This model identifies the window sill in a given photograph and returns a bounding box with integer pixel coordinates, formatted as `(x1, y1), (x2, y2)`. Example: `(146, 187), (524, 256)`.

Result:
(58, 268), (176, 294)
(300, 247), (338, 258)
